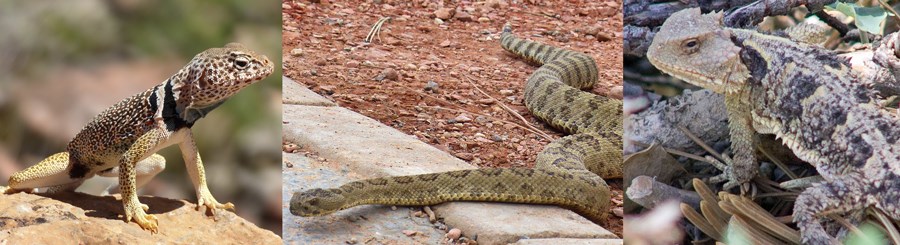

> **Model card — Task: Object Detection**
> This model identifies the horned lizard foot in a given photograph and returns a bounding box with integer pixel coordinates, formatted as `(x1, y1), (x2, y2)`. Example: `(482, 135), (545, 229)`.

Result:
(703, 156), (752, 194)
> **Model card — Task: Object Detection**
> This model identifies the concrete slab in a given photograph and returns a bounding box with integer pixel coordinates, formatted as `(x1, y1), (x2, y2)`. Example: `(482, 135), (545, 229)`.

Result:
(435, 202), (617, 244)
(513, 238), (624, 245)
(282, 76), (335, 106)
(281, 153), (445, 245)
(283, 104), (473, 176)
(282, 104), (618, 244)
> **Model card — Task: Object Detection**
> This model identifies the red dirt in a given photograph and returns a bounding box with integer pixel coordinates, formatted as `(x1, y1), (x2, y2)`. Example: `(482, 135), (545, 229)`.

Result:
(282, 0), (623, 236)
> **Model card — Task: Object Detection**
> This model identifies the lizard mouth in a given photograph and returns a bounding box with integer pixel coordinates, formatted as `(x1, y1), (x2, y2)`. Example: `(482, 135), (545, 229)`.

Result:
(648, 56), (742, 94)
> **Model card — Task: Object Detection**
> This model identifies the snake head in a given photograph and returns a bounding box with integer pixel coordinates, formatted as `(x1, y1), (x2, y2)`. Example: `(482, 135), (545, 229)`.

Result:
(290, 188), (346, 217)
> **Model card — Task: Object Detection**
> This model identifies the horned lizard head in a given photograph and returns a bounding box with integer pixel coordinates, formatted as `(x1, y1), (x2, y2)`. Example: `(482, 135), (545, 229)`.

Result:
(646, 8), (750, 94)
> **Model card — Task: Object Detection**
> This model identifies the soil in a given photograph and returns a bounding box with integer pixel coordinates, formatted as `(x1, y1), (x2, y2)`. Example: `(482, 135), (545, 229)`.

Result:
(282, 0), (624, 236)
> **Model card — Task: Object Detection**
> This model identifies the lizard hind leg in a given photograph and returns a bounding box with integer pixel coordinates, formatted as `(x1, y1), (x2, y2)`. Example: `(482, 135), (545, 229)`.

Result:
(793, 177), (868, 245)
(5, 152), (88, 193)
(98, 154), (167, 195)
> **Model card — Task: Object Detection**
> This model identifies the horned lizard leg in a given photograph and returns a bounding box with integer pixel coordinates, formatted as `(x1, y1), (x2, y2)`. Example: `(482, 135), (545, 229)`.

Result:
(793, 176), (868, 245)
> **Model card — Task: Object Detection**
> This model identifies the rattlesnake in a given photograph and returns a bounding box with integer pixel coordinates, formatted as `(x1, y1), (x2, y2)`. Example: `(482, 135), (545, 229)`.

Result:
(289, 25), (622, 223)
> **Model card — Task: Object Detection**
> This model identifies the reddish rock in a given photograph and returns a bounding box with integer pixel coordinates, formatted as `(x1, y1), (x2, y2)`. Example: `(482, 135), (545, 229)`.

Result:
(434, 8), (454, 20)
(0, 192), (280, 244)
(455, 10), (474, 22)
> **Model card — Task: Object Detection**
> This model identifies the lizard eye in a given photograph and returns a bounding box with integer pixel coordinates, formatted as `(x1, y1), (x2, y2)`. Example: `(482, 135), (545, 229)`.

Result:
(234, 57), (250, 69)
(682, 39), (700, 54)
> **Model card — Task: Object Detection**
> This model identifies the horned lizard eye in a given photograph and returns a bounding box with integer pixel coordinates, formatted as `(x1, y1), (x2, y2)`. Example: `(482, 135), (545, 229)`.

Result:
(682, 39), (700, 53)
(234, 57), (250, 69)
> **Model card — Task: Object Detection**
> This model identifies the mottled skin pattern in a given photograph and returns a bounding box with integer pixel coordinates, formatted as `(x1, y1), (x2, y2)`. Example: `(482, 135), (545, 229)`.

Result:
(647, 8), (900, 244)
(290, 25), (623, 224)
(2, 43), (274, 233)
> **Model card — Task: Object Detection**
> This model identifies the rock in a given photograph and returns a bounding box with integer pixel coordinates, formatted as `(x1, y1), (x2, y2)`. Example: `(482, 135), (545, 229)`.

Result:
(499, 89), (515, 96)
(608, 85), (624, 99)
(425, 80), (439, 92)
(0, 192), (280, 244)
(434, 18), (444, 25)
(486, 0), (507, 9)
(290, 48), (304, 56)
(477, 17), (491, 22)
(439, 40), (452, 47)
(434, 8), (454, 20)
(385, 36), (402, 45)
(449, 113), (473, 123)
(477, 98), (495, 105)
(404, 63), (418, 70)
(596, 33), (612, 42)
(402, 230), (419, 236)
(346, 60), (360, 68)
(455, 10), (473, 22)
(446, 228), (462, 240)
(374, 68), (399, 81)
(598, 6), (617, 17)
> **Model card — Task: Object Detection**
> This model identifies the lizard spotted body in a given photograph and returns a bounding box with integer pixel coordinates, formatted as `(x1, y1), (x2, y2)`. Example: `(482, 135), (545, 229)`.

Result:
(1, 43), (274, 233)
(647, 8), (900, 244)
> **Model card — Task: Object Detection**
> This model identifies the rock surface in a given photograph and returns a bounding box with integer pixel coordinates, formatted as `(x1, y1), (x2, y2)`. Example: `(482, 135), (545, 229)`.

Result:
(0, 192), (281, 244)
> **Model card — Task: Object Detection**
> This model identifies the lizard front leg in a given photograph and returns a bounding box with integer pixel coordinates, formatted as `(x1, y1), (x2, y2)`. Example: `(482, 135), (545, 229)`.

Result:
(119, 129), (166, 233)
(714, 90), (759, 191)
(178, 130), (235, 216)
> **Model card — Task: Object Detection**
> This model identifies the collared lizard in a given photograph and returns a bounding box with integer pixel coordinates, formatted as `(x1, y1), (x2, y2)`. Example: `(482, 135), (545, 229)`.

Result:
(646, 8), (900, 244)
(1, 43), (274, 233)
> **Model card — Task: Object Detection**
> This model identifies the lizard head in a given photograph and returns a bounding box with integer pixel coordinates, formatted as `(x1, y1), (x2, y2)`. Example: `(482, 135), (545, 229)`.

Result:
(646, 8), (750, 94)
(171, 43), (274, 122)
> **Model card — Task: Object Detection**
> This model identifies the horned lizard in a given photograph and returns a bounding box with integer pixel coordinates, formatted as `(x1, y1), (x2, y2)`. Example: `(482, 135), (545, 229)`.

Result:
(646, 8), (900, 244)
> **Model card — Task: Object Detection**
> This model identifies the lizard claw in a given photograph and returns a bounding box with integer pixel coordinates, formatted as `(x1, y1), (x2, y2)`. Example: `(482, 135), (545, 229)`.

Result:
(703, 155), (754, 194)
(125, 199), (159, 234)
(196, 188), (235, 218)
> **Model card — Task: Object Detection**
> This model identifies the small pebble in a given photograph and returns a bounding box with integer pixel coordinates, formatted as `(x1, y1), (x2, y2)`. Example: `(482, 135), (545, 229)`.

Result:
(454, 10), (473, 22)
(491, 134), (504, 142)
(434, 8), (453, 20)
(374, 68), (399, 81)
(424, 80), (439, 92)
(476, 98), (495, 105)
(290, 48), (303, 56)
(402, 230), (418, 236)
(449, 113), (472, 123)
(446, 228), (462, 240)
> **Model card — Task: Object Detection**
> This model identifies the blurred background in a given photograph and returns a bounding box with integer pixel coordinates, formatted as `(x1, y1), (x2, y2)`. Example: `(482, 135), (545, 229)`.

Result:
(0, 0), (283, 234)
